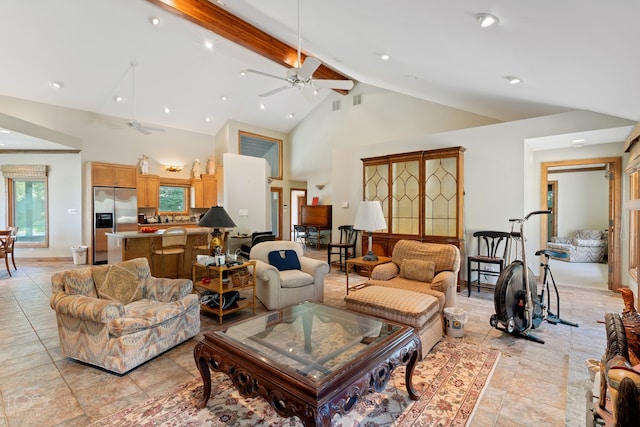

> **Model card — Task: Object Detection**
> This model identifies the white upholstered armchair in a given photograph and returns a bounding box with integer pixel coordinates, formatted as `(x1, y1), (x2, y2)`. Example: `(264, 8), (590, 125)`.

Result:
(249, 240), (330, 310)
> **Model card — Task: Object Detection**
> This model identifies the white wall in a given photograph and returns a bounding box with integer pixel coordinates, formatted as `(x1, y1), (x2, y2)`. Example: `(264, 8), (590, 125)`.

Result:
(548, 170), (609, 237)
(221, 153), (270, 234)
(0, 152), (82, 258)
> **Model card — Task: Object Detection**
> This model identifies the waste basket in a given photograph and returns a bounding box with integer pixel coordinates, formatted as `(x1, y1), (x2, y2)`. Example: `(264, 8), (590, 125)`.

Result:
(443, 307), (468, 337)
(71, 246), (88, 265)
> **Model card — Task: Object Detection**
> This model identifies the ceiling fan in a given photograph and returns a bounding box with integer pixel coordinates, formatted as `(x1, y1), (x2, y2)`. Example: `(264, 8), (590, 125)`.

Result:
(126, 61), (164, 135)
(245, 0), (354, 100)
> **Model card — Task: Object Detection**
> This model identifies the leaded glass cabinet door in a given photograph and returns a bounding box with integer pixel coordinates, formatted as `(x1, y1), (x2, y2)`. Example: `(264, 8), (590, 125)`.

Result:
(424, 156), (458, 236)
(391, 160), (420, 235)
(363, 162), (389, 231)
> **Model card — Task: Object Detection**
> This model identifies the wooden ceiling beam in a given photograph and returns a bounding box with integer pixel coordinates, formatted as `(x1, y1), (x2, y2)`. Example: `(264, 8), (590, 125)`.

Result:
(145, 0), (351, 94)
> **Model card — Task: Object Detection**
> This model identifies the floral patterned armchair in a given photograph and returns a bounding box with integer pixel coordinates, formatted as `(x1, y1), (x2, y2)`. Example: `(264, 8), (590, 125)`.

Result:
(547, 229), (607, 263)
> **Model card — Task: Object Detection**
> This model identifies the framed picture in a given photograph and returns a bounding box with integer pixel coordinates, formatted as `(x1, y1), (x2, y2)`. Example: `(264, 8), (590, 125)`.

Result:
(312, 196), (319, 205)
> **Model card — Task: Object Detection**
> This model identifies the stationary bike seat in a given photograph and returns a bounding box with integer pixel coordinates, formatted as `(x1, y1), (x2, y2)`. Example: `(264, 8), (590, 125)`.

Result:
(535, 249), (568, 259)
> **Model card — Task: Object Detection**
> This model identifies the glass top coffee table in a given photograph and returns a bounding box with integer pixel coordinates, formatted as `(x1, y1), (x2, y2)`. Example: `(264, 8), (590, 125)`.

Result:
(194, 302), (421, 426)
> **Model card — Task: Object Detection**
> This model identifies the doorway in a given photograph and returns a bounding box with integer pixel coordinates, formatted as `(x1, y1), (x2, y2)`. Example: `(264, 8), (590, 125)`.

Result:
(540, 157), (622, 291)
(271, 187), (283, 240)
(290, 188), (307, 240)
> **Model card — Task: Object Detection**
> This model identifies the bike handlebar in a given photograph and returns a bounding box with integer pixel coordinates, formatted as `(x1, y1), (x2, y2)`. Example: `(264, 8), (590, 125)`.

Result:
(508, 210), (551, 222)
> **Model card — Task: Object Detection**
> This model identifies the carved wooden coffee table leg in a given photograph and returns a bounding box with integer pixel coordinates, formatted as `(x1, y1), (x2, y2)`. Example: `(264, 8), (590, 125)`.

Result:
(193, 341), (212, 408)
(405, 344), (421, 400)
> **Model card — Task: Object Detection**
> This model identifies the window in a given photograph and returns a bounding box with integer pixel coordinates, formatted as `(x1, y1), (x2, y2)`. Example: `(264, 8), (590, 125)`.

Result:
(3, 164), (49, 248)
(239, 131), (282, 180)
(159, 185), (187, 213)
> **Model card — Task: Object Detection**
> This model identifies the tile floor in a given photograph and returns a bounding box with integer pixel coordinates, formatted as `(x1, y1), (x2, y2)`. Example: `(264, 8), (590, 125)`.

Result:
(0, 256), (622, 426)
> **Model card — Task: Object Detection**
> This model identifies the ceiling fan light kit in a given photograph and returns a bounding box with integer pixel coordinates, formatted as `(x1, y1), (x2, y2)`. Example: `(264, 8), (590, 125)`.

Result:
(477, 13), (499, 28)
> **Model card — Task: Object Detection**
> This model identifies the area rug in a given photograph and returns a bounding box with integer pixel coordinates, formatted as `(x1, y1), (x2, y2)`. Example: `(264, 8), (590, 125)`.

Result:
(89, 338), (500, 427)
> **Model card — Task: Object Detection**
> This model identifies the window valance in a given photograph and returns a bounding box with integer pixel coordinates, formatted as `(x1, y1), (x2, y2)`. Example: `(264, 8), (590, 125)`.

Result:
(1, 165), (48, 179)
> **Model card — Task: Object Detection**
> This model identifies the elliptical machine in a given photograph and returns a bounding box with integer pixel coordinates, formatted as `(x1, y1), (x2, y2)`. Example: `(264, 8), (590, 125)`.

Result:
(489, 210), (550, 343)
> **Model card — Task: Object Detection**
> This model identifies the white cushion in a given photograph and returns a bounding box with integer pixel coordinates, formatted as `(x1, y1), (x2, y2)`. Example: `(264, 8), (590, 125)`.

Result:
(279, 270), (314, 288)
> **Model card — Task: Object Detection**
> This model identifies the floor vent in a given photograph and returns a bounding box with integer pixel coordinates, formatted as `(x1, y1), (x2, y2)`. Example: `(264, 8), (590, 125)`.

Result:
(332, 99), (341, 111)
(353, 93), (362, 106)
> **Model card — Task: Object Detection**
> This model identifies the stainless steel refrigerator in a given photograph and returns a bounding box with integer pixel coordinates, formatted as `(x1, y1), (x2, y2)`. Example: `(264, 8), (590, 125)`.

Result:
(93, 187), (138, 264)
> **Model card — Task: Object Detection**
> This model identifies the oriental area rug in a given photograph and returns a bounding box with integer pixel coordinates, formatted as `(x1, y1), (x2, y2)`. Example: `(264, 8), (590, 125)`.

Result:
(89, 338), (500, 427)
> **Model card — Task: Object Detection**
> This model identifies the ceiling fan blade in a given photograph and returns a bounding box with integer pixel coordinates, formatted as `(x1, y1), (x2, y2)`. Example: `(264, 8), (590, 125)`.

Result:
(246, 69), (288, 82)
(259, 85), (291, 97)
(142, 126), (165, 132)
(313, 79), (355, 91)
(298, 57), (321, 80)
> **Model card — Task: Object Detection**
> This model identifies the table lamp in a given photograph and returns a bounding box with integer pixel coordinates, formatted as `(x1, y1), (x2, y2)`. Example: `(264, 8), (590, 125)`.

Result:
(198, 206), (236, 254)
(353, 200), (387, 261)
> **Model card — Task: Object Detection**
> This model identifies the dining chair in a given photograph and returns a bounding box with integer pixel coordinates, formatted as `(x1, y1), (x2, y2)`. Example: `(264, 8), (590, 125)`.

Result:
(7, 226), (18, 271)
(152, 227), (187, 278)
(467, 230), (511, 297)
(293, 225), (307, 249)
(0, 230), (12, 277)
(327, 225), (359, 271)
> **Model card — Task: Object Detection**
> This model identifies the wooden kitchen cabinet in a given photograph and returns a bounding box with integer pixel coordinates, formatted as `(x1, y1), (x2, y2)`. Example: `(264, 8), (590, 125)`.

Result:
(137, 174), (160, 208)
(91, 162), (137, 188)
(190, 174), (217, 208)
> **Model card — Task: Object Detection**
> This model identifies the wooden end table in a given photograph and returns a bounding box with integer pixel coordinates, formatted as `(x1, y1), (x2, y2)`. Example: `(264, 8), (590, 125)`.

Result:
(194, 302), (420, 426)
(192, 260), (256, 324)
(345, 256), (392, 294)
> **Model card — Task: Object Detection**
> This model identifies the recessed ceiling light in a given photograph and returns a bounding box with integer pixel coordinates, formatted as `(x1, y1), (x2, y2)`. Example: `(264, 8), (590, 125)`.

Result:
(572, 138), (586, 143)
(239, 70), (247, 77)
(260, 104), (266, 110)
(287, 113), (295, 119)
(216, 0), (225, 6)
(312, 89), (319, 95)
(113, 95), (124, 103)
(477, 13), (499, 28)
(0, 128), (11, 134)
(505, 76), (523, 85)
(50, 81), (64, 89)
(164, 107), (171, 113)
(0, 143), (5, 146)
(220, 95), (228, 101)
(380, 54), (390, 61)
(149, 16), (160, 26)
(204, 116), (212, 123)
(204, 40), (213, 50)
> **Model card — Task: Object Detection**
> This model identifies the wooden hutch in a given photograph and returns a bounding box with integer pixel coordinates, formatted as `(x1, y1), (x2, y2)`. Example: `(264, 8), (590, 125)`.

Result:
(361, 146), (465, 258)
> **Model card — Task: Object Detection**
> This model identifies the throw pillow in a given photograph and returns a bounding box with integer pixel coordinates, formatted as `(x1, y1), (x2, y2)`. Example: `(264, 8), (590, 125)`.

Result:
(268, 249), (301, 271)
(399, 259), (435, 283)
(92, 262), (144, 305)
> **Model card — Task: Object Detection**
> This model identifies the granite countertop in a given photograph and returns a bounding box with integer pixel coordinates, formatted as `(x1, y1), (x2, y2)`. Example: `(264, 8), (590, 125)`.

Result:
(107, 227), (211, 238)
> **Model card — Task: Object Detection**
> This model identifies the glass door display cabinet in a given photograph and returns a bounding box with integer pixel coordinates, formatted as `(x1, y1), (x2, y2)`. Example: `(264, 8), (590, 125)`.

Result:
(361, 146), (465, 257)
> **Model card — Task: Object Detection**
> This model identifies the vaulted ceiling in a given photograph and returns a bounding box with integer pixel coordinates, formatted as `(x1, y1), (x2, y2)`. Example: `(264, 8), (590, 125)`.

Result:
(1, 0), (639, 148)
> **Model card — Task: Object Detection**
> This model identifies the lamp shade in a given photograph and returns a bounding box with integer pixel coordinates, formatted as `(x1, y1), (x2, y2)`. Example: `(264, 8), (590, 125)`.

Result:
(353, 201), (386, 232)
(198, 206), (236, 229)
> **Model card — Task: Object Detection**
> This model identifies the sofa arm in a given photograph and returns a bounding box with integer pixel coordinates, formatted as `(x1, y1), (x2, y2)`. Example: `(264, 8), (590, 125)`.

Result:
(300, 257), (330, 282)
(50, 292), (124, 323)
(574, 238), (606, 247)
(370, 262), (399, 280)
(144, 277), (193, 302)
(252, 260), (281, 283)
(551, 237), (571, 244)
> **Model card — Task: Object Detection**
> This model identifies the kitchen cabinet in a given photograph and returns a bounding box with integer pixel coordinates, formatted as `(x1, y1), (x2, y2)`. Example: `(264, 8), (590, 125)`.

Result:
(191, 174), (217, 208)
(91, 162), (137, 188)
(137, 174), (160, 208)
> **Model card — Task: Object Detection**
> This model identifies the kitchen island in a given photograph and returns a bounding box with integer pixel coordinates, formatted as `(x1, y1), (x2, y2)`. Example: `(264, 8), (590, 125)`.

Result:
(107, 227), (211, 278)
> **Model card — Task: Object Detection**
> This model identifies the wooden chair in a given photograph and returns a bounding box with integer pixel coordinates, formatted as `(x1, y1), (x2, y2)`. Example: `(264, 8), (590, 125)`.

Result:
(327, 225), (359, 271)
(467, 230), (511, 297)
(293, 225), (307, 249)
(0, 230), (11, 277)
(152, 227), (187, 278)
(7, 226), (18, 271)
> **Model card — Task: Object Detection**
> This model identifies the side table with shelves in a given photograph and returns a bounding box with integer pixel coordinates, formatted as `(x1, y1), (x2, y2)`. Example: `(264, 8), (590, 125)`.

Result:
(192, 261), (256, 323)
(345, 256), (392, 294)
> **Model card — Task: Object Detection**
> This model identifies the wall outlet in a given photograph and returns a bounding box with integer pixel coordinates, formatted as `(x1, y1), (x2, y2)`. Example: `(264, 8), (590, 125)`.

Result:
(341, 202), (349, 208)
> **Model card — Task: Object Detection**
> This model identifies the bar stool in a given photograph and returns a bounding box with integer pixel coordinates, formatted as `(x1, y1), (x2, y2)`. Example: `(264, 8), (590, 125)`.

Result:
(152, 227), (187, 278)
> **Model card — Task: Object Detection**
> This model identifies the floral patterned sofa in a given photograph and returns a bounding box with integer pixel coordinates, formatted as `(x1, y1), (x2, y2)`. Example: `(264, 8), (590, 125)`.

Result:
(547, 229), (607, 263)
(50, 257), (200, 374)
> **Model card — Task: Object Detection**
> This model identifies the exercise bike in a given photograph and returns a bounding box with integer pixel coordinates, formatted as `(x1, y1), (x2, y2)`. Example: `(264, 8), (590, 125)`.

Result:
(489, 210), (577, 344)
